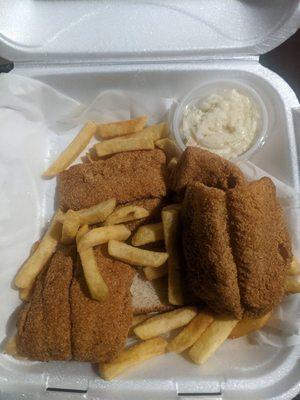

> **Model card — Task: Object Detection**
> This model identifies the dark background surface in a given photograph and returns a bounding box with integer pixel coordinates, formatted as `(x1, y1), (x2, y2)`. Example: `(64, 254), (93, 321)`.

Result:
(261, 29), (300, 100)
(0, 28), (299, 400)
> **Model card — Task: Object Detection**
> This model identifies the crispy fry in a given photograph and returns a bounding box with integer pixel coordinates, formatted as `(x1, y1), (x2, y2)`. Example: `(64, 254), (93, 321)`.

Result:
(285, 277), (300, 294)
(167, 157), (178, 172)
(100, 337), (167, 380)
(128, 123), (169, 142)
(14, 210), (63, 289)
(162, 207), (183, 305)
(155, 138), (181, 162)
(97, 116), (148, 139)
(4, 336), (18, 357)
(289, 258), (300, 276)
(162, 204), (181, 212)
(19, 287), (32, 301)
(144, 122), (169, 141)
(18, 241), (40, 301)
(229, 312), (272, 339)
(134, 307), (197, 340)
(167, 311), (214, 353)
(77, 198), (116, 225)
(129, 315), (150, 336)
(104, 205), (149, 226)
(144, 265), (168, 281)
(61, 210), (81, 245)
(189, 317), (238, 365)
(58, 199), (116, 226)
(131, 223), (164, 246)
(78, 225), (131, 252)
(108, 240), (168, 268)
(4, 336), (27, 360)
(132, 314), (150, 328)
(94, 135), (154, 158)
(76, 225), (109, 301)
(43, 121), (97, 177)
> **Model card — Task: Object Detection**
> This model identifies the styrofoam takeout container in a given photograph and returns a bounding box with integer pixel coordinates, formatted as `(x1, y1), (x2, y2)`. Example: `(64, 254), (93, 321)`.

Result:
(0, 1), (300, 399)
(172, 79), (268, 161)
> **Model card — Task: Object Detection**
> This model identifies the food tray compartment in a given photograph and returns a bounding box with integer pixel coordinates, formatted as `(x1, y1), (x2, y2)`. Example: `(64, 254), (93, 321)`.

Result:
(0, 61), (299, 400)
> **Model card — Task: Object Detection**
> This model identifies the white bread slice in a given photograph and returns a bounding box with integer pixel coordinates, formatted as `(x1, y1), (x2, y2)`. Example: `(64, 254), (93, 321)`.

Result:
(131, 270), (174, 315)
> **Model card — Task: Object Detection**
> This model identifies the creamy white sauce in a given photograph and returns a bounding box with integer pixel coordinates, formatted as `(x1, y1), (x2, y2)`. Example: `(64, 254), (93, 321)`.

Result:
(181, 89), (259, 159)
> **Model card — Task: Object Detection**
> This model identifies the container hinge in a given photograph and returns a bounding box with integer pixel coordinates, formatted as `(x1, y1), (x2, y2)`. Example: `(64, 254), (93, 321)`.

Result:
(178, 392), (222, 400)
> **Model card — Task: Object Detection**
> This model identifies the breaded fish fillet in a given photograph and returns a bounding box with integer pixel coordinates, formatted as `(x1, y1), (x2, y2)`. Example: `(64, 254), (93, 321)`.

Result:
(227, 177), (292, 317)
(17, 246), (73, 361)
(58, 149), (168, 211)
(170, 147), (246, 198)
(71, 246), (135, 363)
(182, 182), (243, 318)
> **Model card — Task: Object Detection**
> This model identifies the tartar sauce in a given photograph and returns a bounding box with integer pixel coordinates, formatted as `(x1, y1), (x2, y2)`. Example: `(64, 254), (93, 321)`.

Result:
(181, 89), (259, 159)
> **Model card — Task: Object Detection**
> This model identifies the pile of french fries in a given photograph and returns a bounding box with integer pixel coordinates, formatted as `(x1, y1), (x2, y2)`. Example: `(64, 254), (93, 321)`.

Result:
(11, 116), (300, 380)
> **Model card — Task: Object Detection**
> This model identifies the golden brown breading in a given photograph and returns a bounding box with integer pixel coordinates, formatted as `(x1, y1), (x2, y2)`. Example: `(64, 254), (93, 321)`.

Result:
(227, 177), (292, 317)
(170, 147), (246, 198)
(70, 246), (135, 363)
(58, 149), (168, 211)
(17, 246), (74, 361)
(182, 182), (243, 318)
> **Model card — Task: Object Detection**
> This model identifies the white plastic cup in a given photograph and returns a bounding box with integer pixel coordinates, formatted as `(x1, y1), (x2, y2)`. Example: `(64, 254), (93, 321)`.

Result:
(172, 79), (268, 161)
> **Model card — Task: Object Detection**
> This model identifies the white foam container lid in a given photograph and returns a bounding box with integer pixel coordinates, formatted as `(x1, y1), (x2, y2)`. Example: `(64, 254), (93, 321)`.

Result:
(0, 1), (300, 399)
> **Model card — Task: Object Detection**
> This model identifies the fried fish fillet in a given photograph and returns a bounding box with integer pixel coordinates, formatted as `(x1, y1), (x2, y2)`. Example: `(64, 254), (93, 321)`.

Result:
(182, 182), (243, 318)
(58, 149), (168, 211)
(170, 147), (246, 198)
(227, 177), (292, 317)
(71, 246), (135, 363)
(17, 246), (73, 361)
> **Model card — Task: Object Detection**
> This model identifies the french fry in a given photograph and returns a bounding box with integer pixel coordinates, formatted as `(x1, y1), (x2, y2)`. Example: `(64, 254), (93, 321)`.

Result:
(78, 225), (131, 252)
(129, 315), (150, 336)
(58, 199), (116, 226)
(104, 205), (149, 226)
(289, 258), (300, 276)
(132, 314), (150, 328)
(100, 337), (167, 380)
(128, 123), (169, 142)
(167, 311), (214, 353)
(155, 138), (181, 162)
(4, 336), (18, 357)
(94, 135), (154, 157)
(76, 198), (116, 225)
(76, 225), (108, 301)
(143, 122), (169, 141)
(189, 317), (238, 365)
(229, 312), (272, 339)
(163, 204), (181, 212)
(162, 207), (183, 305)
(43, 121), (97, 177)
(285, 277), (300, 294)
(18, 241), (40, 301)
(134, 307), (197, 340)
(97, 116), (148, 139)
(14, 210), (63, 289)
(144, 264), (168, 280)
(61, 210), (81, 244)
(131, 223), (164, 246)
(167, 157), (178, 172)
(19, 287), (32, 301)
(108, 240), (168, 268)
